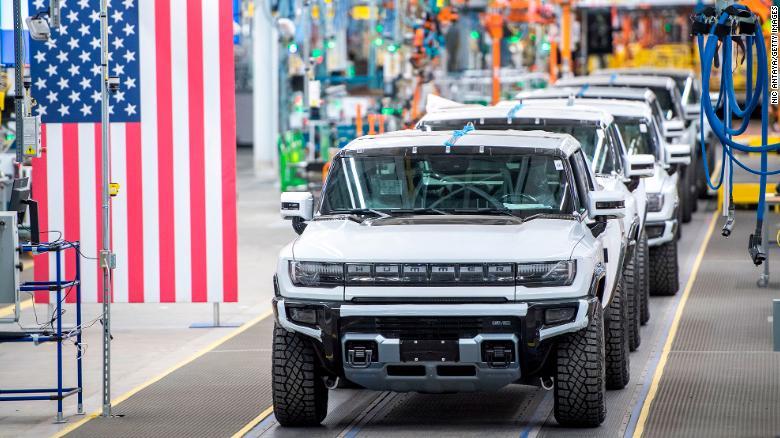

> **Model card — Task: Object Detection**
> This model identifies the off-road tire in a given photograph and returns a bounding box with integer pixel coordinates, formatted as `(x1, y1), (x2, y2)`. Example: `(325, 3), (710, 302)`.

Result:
(649, 241), (680, 296)
(623, 245), (641, 351)
(272, 324), (329, 427)
(554, 301), (606, 427)
(604, 280), (630, 389)
(638, 232), (651, 325)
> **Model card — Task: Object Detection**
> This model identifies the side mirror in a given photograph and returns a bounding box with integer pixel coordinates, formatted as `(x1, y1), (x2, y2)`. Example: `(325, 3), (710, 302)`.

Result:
(626, 154), (655, 178)
(666, 144), (691, 166)
(663, 119), (685, 139)
(588, 190), (626, 220)
(281, 192), (314, 235)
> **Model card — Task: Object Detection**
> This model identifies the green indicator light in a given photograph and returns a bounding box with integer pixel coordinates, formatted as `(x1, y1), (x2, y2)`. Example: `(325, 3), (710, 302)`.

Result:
(508, 35), (520, 43)
(312, 49), (322, 57)
(541, 42), (550, 52)
(387, 44), (397, 53)
(373, 37), (383, 46)
(381, 108), (395, 115)
(376, 24), (384, 33)
(288, 42), (298, 54)
(470, 30), (480, 39)
(326, 40), (336, 49)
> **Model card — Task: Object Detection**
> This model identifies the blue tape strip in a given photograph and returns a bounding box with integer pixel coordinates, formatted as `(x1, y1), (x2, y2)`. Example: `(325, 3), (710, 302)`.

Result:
(444, 123), (475, 147)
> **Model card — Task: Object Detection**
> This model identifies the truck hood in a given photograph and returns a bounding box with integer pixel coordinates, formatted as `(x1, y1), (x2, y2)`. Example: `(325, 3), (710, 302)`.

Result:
(292, 217), (585, 263)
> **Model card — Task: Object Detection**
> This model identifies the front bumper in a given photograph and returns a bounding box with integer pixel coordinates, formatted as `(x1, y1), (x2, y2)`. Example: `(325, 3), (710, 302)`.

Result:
(273, 296), (598, 392)
(645, 219), (678, 246)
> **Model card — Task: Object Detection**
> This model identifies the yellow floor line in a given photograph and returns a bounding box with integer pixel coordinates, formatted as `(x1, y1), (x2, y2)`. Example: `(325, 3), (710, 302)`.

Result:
(0, 298), (33, 318)
(52, 308), (274, 438)
(231, 405), (275, 438)
(632, 210), (719, 438)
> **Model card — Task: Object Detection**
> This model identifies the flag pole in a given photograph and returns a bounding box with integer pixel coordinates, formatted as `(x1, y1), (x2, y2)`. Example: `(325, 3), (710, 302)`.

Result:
(99, 0), (114, 417)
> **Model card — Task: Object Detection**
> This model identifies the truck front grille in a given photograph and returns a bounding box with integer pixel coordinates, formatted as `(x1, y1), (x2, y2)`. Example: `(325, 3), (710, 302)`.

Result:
(341, 316), (521, 340)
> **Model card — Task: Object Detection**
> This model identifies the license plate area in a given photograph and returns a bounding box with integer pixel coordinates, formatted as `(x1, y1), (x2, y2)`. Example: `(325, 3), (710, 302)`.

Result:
(399, 339), (459, 362)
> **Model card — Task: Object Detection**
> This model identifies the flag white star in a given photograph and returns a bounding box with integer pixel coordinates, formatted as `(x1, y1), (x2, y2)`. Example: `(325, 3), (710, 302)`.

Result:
(114, 90), (125, 102)
(109, 105), (115, 115)
(56, 50), (69, 63)
(91, 64), (102, 76)
(90, 10), (100, 22)
(124, 77), (136, 89)
(68, 90), (81, 103)
(78, 0), (90, 8)
(44, 38), (57, 50)
(57, 77), (70, 89)
(123, 0), (134, 9)
(67, 64), (81, 76)
(90, 37), (101, 49)
(33, 0), (45, 9)
(47, 90), (59, 102)
(66, 9), (79, 23)
(67, 37), (80, 50)
(91, 90), (102, 102)
(107, 25), (113, 35)
(112, 37), (124, 50)
(114, 64), (125, 76)
(59, 24), (68, 35)
(37, 105), (47, 116)
(35, 77), (47, 90)
(34, 51), (46, 63)
(45, 64), (58, 77)
(80, 104), (92, 116)
(123, 50), (136, 63)
(79, 50), (91, 63)
(123, 23), (135, 36)
(107, 51), (114, 62)
(78, 23), (90, 36)
(112, 10), (124, 22)
(58, 104), (71, 116)
(125, 103), (137, 116)
(79, 76), (92, 89)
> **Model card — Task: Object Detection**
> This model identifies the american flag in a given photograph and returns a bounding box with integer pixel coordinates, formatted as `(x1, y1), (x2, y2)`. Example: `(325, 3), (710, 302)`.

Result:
(29, 0), (238, 303)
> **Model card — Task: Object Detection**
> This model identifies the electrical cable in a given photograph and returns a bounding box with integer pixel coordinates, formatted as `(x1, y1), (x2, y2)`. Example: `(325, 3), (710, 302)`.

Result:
(694, 4), (776, 264)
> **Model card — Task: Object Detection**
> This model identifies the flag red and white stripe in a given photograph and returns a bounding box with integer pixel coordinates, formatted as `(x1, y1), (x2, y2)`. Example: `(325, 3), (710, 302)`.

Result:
(31, 0), (237, 303)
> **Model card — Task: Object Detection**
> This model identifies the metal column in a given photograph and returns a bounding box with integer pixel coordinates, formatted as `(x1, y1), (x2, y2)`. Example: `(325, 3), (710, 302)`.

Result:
(12, 0), (24, 176)
(99, 0), (114, 417)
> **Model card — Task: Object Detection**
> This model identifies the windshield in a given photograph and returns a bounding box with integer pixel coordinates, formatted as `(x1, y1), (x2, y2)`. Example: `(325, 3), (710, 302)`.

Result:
(421, 118), (616, 175)
(321, 149), (575, 216)
(647, 86), (680, 120)
(615, 117), (659, 159)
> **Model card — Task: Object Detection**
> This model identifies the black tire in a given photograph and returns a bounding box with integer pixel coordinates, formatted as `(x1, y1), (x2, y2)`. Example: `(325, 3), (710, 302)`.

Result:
(272, 324), (329, 427)
(695, 142), (709, 198)
(638, 232), (651, 325)
(554, 302), (606, 427)
(623, 245), (641, 351)
(604, 279), (630, 390)
(649, 241), (680, 296)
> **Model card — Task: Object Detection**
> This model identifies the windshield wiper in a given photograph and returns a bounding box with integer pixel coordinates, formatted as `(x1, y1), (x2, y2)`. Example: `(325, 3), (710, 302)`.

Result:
(449, 207), (520, 218)
(388, 208), (448, 215)
(324, 209), (390, 219)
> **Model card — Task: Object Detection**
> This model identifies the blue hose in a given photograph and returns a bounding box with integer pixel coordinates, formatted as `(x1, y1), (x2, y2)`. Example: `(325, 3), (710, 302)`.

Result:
(696, 7), (771, 263)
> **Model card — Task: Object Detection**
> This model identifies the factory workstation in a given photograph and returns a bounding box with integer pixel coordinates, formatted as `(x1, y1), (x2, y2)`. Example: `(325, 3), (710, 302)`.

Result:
(2, 0), (780, 436)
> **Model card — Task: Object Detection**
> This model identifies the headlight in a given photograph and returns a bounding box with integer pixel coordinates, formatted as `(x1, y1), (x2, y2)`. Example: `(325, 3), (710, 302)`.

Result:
(647, 193), (664, 212)
(516, 260), (576, 287)
(289, 261), (344, 287)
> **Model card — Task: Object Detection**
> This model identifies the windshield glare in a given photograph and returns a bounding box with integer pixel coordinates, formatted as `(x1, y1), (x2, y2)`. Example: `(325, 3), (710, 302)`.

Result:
(321, 151), (574, 216)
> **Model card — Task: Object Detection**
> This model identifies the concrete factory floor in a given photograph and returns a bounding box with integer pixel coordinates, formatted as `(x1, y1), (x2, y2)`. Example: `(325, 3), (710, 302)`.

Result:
(0, 149), (295, 438)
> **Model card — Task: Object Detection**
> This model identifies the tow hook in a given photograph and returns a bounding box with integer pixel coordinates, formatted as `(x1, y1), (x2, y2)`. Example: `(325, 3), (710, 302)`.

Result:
(483, 342), (514, 368)
(346, 345), (374, 368)
(540, 376), (554, 390)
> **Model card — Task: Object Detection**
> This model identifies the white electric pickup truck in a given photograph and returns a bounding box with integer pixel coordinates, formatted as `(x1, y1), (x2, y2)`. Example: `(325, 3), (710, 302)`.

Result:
(274, 129), (631, 428)
(513, 96), (688, 299)
(417, 100), (653, 352)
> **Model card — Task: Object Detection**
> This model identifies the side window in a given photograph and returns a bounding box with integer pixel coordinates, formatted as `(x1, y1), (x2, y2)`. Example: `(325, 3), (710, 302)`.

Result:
(569, 151), (593, 213)
(607, 125), (625, 174)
